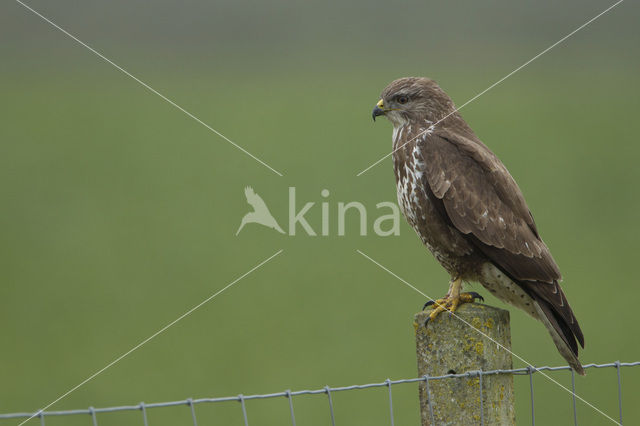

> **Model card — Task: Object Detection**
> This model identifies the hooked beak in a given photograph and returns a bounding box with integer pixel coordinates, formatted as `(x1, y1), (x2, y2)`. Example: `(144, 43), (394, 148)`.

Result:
(372, 99), (385, 121)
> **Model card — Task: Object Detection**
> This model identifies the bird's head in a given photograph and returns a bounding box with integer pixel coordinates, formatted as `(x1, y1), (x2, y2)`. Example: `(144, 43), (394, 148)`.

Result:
(372, 77), (455, 127)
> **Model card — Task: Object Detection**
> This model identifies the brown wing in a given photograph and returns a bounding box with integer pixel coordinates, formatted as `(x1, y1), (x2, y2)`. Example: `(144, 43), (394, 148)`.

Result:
(420, 130), (584, 350)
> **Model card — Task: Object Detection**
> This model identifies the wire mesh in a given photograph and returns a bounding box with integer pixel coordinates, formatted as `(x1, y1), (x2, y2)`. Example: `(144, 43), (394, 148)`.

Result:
(1, 361), (637, 425)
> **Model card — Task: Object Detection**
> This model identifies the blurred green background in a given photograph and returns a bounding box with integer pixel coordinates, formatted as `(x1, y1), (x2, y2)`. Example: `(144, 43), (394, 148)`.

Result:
(1, 0), (639, 425)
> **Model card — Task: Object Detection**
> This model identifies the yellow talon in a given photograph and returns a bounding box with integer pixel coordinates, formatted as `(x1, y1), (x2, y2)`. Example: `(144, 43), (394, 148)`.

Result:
(423, 278), (484, 325)
(428, 302), (450, 321)
(427, 298), (448, 309)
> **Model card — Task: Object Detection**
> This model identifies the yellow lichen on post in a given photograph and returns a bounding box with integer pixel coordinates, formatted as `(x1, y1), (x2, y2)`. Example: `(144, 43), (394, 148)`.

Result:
(415, 303), (515, 425)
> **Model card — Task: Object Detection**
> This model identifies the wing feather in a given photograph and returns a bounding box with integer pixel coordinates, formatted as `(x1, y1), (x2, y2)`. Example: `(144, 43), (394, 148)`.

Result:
(421, 132), (558, 281)
(419, 131), (584, 349)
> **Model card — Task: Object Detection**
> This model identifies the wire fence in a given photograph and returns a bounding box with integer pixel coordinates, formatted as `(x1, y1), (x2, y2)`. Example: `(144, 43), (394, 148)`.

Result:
(2, 361), (638, 426)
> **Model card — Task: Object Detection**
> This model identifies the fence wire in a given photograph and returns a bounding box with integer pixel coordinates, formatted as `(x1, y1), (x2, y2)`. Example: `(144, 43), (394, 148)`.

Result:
(1, 361), (638, 425)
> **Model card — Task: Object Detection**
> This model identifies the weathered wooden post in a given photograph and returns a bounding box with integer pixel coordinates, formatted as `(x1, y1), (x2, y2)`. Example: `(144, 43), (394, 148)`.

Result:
(415, 303), (515, 425)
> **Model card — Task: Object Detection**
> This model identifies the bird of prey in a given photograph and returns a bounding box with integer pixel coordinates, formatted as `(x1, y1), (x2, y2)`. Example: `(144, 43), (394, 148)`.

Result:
(236, 186), (285, 235)
(372, 77), (585, 374)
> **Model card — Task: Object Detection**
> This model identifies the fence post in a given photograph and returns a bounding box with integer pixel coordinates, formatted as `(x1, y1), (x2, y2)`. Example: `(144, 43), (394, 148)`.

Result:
(415, 303), (515, 425)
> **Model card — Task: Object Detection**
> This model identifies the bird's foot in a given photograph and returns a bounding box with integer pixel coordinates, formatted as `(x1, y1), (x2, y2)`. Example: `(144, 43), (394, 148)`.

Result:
(423, 292), (484, 326)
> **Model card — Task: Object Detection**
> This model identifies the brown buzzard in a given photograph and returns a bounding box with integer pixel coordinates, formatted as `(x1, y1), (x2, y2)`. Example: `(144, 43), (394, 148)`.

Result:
(372, 77), (584, 374)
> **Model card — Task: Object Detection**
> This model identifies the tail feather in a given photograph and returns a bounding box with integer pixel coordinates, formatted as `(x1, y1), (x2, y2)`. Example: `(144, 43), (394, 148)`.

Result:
(531, 294), (585, 375)
(479, 263), (585, 374)
(526, 281), (585, 349)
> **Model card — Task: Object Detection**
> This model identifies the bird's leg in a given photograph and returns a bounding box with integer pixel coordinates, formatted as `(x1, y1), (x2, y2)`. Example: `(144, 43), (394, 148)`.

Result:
(423, 277), (484, 325)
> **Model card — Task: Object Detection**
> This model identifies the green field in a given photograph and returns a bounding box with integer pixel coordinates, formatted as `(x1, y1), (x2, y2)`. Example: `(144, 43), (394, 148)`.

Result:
(1, 8), (639, 423)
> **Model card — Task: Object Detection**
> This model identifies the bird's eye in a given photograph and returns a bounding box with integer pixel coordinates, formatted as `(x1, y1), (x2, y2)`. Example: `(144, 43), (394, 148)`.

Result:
(397, 95), (409, 104)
